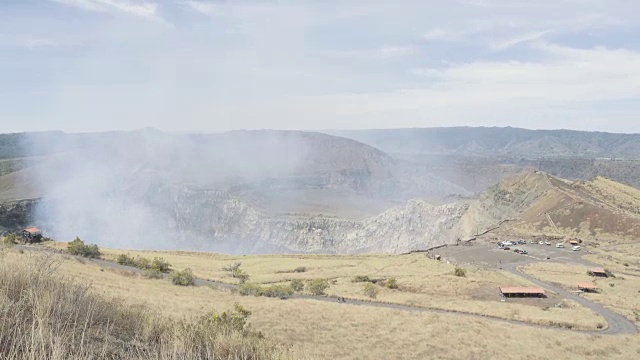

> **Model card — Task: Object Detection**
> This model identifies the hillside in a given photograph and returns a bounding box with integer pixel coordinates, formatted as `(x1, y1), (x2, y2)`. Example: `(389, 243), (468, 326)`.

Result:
(457, 171), (640, 244)
(329, 127), (640, 159)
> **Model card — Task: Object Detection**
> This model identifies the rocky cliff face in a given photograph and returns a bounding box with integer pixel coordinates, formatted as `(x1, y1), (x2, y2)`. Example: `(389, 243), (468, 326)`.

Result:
(0, 199), (38, 235)
(144, 186), (468, 254)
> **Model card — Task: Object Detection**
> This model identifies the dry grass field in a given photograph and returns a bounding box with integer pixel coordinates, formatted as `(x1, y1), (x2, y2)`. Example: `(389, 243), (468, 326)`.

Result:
(521, 262), (640, 325)
(41, 241), (608, 329)
(3, 248), (640, 360)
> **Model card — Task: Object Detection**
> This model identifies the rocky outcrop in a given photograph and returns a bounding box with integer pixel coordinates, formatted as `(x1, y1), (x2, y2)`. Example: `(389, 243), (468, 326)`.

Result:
(0, 199), (38, 235)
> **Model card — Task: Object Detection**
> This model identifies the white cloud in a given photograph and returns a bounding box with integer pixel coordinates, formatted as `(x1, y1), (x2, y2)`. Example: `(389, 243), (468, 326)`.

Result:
(490, 30), (550, 50)
(51, 0), (160, 20)
(185, 0), (220, 16)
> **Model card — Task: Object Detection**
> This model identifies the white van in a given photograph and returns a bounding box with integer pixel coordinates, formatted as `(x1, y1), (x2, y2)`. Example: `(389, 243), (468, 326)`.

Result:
(572, 246), (581, 251)
(556, 243), (565, 248)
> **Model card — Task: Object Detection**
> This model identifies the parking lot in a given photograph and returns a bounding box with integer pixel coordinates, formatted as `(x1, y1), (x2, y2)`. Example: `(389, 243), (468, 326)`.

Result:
(436, 240), (592, 269)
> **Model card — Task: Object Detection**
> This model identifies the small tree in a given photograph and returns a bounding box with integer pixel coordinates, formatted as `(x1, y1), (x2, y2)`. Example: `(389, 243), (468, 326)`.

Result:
(150, 257), (171, 273)
(454, 267), (466, 277)
(352, 275), (372, 283)
(262, 285), (294, 298)
(232, 268), (250, 284)
(222, 262), (242, 272)
(290, 279), (304, 292)
(143, 269), (163, 279)
(2, 234), (17, 247)
(363, 283), (379, 299)
(239, 283), (263, 297)
(170, 268), (195, 286)
(116, 254), (136, 266)
(207, 303), (252, 334)
(307, 279), (330, 296)
(67, 237), (101, 258)
(135, 257), (151, 270)
(386, 278), (398, 289)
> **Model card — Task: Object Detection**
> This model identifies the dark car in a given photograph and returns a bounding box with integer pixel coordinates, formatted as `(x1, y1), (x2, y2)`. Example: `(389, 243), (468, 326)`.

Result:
(503, 247), (511, 250)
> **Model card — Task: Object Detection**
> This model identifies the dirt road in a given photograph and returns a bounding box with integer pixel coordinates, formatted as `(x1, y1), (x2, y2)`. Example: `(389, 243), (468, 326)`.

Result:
(502, 261), (637, 335)
(15, 245), (638, 336)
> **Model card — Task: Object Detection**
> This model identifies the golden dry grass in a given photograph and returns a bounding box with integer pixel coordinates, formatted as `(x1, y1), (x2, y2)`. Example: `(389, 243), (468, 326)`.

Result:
(44, 242), (605, 329)
(521, 262), (640, 325)
(9, 248), (640, 360)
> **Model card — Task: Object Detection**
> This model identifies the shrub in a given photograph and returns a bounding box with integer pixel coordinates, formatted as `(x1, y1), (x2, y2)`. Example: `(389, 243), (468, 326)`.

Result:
(293, 266), (306, 273)
(0, 256), (288, 359)
(307, 279), (330, 296)
(3, 233), (17, 245)
(150, 257), (171, 273)
(261, 285), (294, 298)
(290, 279), (304, 292)
(232, 268), (250, 284)
(363, 283), (379, 299)
(206, 303), (254, 334)
(222, 262), (242, 272)
(454, 267), (467, 277)
(143, 269), (164, 279)
(67, 237), (101, 258)
(623, 263), (629, 267)
(116, 253), (137, 266)
(171, 268), (196, 286)
(386, 278), (398, 289)
(239, 283), (264, 297)
(352, 275), (372, 283)
(134, 257), (151, 270)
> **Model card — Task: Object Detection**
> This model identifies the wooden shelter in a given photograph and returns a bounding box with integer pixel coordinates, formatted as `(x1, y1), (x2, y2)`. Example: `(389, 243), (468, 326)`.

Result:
(589, 268), (608, 278)
(500, 287), (546, 298)
(576, 283), (599, 293)
(21, 228), (43, 243)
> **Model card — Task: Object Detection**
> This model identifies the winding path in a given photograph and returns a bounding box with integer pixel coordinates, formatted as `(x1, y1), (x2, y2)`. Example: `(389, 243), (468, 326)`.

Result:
(16, 245), (638, 336)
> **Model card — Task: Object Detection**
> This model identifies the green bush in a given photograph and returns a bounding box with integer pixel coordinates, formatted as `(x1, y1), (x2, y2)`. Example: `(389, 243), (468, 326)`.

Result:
(261, 285), (294, 298)
(170, 268), (195, 286)
(143, 269), (163, 280)
(307, 279), (330, 296)
(150, 257), (171, 273)
(67, 237), (101, 258)
(238, 284), (264, 297)
(232, 268), (250, 284)
(222, 262), (242, 272)
(386, 278), (398, 289)
(290, 279), (304, 292)
(454, 267), (466, 277)
(293, 266), (306, 273)
(4, 233), (17, 245)
(116, 253), (137, 266)
(363, 283), (379, 299)
(206, 303), (253, 334)
(352, 275), (372, 283)
(134, 257), (151, 270)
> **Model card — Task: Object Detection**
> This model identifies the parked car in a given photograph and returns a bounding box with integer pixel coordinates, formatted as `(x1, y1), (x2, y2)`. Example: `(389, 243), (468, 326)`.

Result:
(545, 241), (551, 246)
(503, 247), (511, 251)
(514, 249), (520, 253)
(529, 240), (535, 244)
(520, 250), (528, 254)
(572, 246), (581, 251)
(556, 243), (565, 248)
(538, 241), (544, 245)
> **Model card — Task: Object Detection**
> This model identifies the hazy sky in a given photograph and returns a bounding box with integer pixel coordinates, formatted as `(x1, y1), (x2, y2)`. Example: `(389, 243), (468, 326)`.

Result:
(2, 0), (640, 133)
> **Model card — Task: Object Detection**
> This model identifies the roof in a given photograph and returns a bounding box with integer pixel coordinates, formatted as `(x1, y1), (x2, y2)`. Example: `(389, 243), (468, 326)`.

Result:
(23, 227), (41, 233)
(590, 268), (607, 274)
(577, 283), (599, 289)
(500, 287), (546, 295)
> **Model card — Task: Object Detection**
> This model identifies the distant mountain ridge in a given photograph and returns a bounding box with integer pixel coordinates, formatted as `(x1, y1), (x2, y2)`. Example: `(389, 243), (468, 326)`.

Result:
(328, 127), (640, 159)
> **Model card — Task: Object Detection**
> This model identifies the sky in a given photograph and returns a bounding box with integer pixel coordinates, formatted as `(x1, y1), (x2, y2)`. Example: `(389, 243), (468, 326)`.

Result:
(1, 0), (640, 133)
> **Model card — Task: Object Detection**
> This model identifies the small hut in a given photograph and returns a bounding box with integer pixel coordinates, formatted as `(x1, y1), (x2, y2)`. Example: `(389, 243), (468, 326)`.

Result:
(21, 228), (43, 243)
(500, 287), (546, 298)
(589, 268), (609, 278)
(577, 283), (599, 293)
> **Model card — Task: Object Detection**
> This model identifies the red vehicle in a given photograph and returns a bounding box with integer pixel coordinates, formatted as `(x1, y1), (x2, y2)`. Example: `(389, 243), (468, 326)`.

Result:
(513, 249), (521, 253)
(503, 247), (511, 250)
